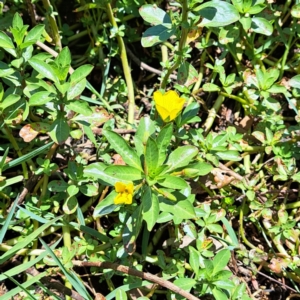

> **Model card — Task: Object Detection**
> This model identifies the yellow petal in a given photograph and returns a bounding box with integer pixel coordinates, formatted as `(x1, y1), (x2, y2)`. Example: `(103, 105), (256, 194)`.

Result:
(114, 193), (125, 205)
(125, 182), (134, 194)
(156, 104), (171, 122)
(153, 91), (164, 106)
(115, 182), (126, 193)
(124, 193), (132, 204)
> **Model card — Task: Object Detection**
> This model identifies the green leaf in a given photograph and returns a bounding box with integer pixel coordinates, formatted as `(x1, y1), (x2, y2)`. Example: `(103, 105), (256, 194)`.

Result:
(215, 150), (241, 161)
(12, 13), (23, 29)
(0, 31), (15, 49)
(145, 137), (159, 178)
(134, 116), (156, 158)
(157, 175), (188, 190)
(142, 187), (159, 231)
(195, 0), (240, 27)
(160, 198), (196, 221)
(177, 62), (198, 87)
(55, 46), (72, 67)
(0, 94), (20, 111)
(84, 162), (133, 186)
(67, 78), (86, 100)
(251, 17), (273, 36)
(203, 83), (221, 91)
(66, 100), (93, 116)
(93, 191), (119, 217)
(3, 141), (54, 171)
(156, 123), (173, 165)
(212, 249), (231, 275)
(103, 130), (143, 171)
(212, 287), (228, 300)
(24, 24), (44, 44)
(166, 145), (198, 171)
(104, 165), (143, 182)
(49, 116), (70, 144)
(173, 278), (197, 291)
(115, 288), (127, 300)
(141, 25), (176, 47)
(292, 4), (300, 18)
(63, 196), (78, 215)
(28, 57), (59, 83)
(29, 91), (53, 106)
(189, 246), (200, 277)
(70, 64), (94, 84)
(139, 5), (172, 26)
(183, 161), (213, 178)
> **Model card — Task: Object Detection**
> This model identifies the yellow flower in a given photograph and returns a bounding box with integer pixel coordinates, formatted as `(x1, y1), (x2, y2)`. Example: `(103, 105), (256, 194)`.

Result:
(153, 90), (185, 122)
(114, 182), (134, 205)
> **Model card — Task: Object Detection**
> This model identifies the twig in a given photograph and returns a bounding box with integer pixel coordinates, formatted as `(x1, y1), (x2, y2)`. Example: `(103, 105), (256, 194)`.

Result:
(253, 269), (298, 293)
(126, 46), (177, 80)
(93, 128), (136, 135)
(73, 261), (201, 300)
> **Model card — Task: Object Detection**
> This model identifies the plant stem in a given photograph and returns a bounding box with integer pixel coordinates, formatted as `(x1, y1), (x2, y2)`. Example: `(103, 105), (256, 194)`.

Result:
(160, 0), (188, 89)
(203, 94), (225, 136)
(42, 0), (62, 49)
(106, 3), (135, 127)
(2, 125), (28, 179)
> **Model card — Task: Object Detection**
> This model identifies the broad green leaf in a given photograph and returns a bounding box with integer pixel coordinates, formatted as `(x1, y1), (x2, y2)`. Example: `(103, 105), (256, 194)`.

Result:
(116, 288), (127, 300)
(0, 94), (20, 111)
(157, 175), (188, 190)
(212, 249), (231, 275)
(212, 287), (228, 300)
(142, 187), (159, 231)
(0, 31), (15, 49)
(139, 5), (172, 26)
(203, 83), (221, 92)
(189, 246), (200, 277)
(156, 123), (173, 165)
(145, 137), (159, 178)
(292, 4), (300, 18)
(48, 180), (68, 192)
(195, 0), (240, 27)
(93, 191), (119, 217)
(216, 150), (241, 161)
(103, 130), (143, 171)
(28, 57), (59, 83)
(157, 211), (173, 223)
(160, 198), (196, 220)
(173, 278), (196, 291)
(183, 161), (213, 177)
(49, 116), (70, 144)
(29, 91), (53, 106)
(63, 196), (78, 214)
(70, 64), (94, 84)
(67, 78), (86, 100)
(12, 13), (23, 29)
(11, 26), (28, 46)
(0, 216), (62, 264)
(84, 162), (131, 185)
(66, 100), (93, 116)
(203, 259), (214, 275)
(24, 24), (44, 43)
(104, 165), (143, 182)
(55, 46), (72, 67)
(166, 145), (198, 171)
(177, 62), (198, 87)
(251, 17), (273, 36)
(134, 116), (156, 154)
(123, 205), (143, 254)
(0, 66), (15, 78)
(141, 25), (175, 47)
(179, 102), (200, 126)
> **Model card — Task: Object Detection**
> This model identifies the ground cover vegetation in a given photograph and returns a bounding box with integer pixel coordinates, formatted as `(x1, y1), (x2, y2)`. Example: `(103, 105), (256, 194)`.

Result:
(0, 0), (300, 299)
